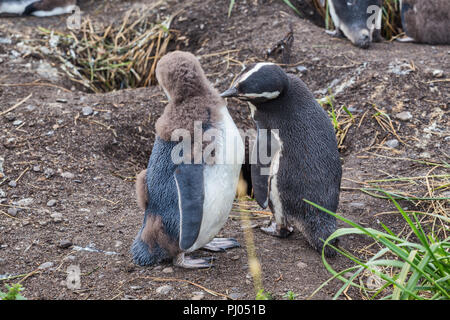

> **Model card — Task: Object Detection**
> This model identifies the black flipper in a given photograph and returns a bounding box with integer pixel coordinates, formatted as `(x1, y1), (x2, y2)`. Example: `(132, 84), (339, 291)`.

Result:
(251, 126), (280, 208)
(174, 163), (204, 251)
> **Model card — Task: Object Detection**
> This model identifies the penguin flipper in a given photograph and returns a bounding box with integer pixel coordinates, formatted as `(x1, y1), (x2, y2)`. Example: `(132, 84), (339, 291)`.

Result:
(174, 163), (205, 251)
(251, 127), (280, 208)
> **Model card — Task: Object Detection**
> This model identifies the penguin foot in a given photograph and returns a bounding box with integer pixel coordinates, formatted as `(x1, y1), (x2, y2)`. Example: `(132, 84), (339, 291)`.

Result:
(395, 36), (416, 43)
(202, 238), (240, 252)
(260, 221), (293, 238)
(173, 252), (214, 269)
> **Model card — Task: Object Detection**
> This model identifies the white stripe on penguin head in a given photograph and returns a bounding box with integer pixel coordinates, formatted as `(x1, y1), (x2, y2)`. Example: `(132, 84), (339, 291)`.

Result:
(237, 62), (275, 84)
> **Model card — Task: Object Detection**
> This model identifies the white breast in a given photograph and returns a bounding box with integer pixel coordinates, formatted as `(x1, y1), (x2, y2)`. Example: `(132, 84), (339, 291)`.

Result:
(31, 5), (76, 17)
(0, 0), (37, 14)
(186, 107), (244, 252)
(269, 131), (285, 225)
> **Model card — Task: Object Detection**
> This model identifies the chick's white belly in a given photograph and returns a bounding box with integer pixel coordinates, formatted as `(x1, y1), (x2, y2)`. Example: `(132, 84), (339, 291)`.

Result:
(186, 107), (244, 252)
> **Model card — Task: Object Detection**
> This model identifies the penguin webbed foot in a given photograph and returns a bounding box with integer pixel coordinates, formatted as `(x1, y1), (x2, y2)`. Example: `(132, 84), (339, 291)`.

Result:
(201, 238), (240, 252)
(260, 221), (293, 238)
(173, 252), (214, 269)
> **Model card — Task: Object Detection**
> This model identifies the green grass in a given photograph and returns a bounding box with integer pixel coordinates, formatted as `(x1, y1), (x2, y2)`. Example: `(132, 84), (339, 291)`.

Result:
(0, 284), (26, 300)
(305, 192), (450, 300)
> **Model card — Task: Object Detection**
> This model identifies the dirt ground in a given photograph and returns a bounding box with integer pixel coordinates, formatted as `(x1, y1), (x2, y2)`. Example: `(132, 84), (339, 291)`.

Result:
(0, 0), (448, 300)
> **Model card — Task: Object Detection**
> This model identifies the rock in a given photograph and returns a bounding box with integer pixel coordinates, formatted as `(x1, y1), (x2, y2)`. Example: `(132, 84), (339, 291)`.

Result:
(7, 208), (18, 217)
(350, 202), (365, 210)
(38, 261), (54, 270)
(61, 172), (75, 179)
(47, 199), (57, 207)
(395, 111), (413, 121)
(50, 212), (63, 223)
(58, 239), (72, 249)
(191, 291), (205, 300)
(0, 189), (6, 198)
(229, 292), (244, 299)
(32, 165), (41, 172)
(12, 120), (23, 126)
(296, 65), (308, 73)
(385, 139), (399, 149)
(432, 69), (444, 78)
(155, 285), (173, 295)
(56, 98), (68, 103)
(130, 286), (143, 291)
(8, 180), (16, 188)
(82, 106), (93, 116)
(16, 198), (34, 206)
(5, 113), (16, 122)
(0, 37), (12, 45)
(36, 61), (59, 82)
(162, 267), (173, 274)
(296, 261), (307, 269)
(44, 168), (55, 178)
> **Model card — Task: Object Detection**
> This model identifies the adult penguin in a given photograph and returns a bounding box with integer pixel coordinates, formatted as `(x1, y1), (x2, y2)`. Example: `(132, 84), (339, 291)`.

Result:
(221, 62), (342, 257)
(132, 51), (244, 268)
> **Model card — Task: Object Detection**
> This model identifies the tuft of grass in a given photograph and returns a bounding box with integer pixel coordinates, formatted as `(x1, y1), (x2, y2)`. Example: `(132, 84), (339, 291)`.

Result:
(0, 284), (26, 300)
(37, 1), (179, 93)
(305, 190), (450, 300)
(256, 289), (273, 300)
(283, 290), (298, 300)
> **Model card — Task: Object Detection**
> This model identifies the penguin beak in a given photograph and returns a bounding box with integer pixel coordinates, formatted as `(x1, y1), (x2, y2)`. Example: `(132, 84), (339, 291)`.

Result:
(220, 87), (239, 98)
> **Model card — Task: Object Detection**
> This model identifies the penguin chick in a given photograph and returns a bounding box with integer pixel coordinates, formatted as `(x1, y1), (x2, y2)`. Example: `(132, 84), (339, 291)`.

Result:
(131, 51), (244, 268)
(400, 0), (450, 45)
(0, 0), (77, 16)
(221, 63), (342, 257)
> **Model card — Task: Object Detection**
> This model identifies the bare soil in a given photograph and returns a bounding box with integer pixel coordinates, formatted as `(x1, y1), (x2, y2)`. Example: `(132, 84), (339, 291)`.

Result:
(0, 0), (448, 300)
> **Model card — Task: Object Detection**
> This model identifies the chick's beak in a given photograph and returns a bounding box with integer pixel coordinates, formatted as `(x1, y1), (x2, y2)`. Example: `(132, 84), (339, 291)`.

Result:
(220, 86), (239, 98)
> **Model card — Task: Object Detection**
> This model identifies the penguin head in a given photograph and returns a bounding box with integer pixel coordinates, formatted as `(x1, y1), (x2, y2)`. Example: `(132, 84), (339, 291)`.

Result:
(156, 51), (211, 103)
(220, 62), (289, 104)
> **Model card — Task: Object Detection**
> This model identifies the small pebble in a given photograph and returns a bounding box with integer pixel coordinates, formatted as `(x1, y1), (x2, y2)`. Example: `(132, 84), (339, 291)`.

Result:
(47, 199), (57, 207)
(16, 198), (33, 206)
(296, 261), (307, 269)
(191, 291), (205, 300)
(162, 267), (173, 274)
(50, 212), (63, 223)
(8, 180), (17, 187)
(38, 261), (54, 270)
(385, 139), (399, 149)
(7, 208), (18, 217)
(44, 168), (55, 178)
(32, 165), (41, 172)
(155, 285), (173, 295)
(395, 111), (413, 121)
(12, 120), (23, 126)
(59, 240), (72, 249)
(82, 106), (93, 116)
(61, 172), (75, 179)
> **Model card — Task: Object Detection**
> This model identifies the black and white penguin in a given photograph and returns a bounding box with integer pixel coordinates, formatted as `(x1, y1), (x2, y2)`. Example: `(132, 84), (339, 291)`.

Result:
(0, 0), (76, 16)
(326, 0), (383, 48)
(399, 0), (450, 45)
(132, 51), (244, 268)
(221, 63), (342, 257)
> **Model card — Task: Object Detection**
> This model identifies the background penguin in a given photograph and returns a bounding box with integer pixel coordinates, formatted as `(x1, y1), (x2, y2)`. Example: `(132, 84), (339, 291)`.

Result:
(0, 0), (76, 16)
(132, 51), (244, 268)
(399, 0), (450, 45)
(326, 0), (383, 49)
(221, 62), (342, 257)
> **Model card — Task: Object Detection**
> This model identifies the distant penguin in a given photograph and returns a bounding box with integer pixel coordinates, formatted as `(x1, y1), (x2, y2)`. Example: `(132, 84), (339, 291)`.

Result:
(400, 0), (450, 45)
(326, 0), (383, 48)
(0, 0), (76, 16)
(132, 51), (244, 268)
(221, 63), (342, 257)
